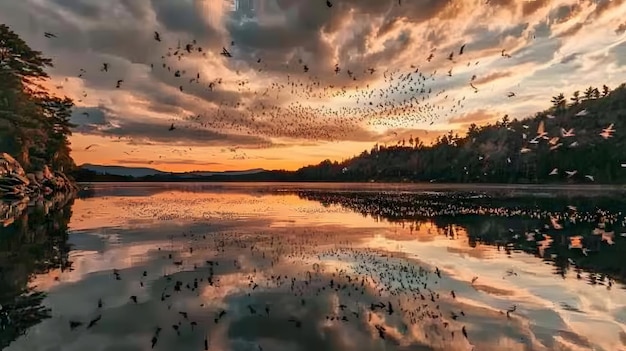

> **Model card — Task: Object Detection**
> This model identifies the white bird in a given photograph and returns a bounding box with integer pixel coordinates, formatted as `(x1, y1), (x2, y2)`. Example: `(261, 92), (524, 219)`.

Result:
(565, 170), (577, 178)
(520, 147), (532, 153)
(585, 175), (594, 181)
(550, 216), (563, 229)
(603, 123), (615, 133)
(568, 236), (583, 249)
(621, 163), (626, 168)
(546, 114), (555, 119)
(549, 168), (558, 176)
(569, 141), (579, 148)
(537, 120), (547, 137)
(561, 128), (575, 137)
(529, 138), (540, 144)
(522, 133), (527, 139)
(575, 109), (588, 116)
(600, 132), (613, 140)
(550, 143), (563, 150)
(601, 232), (615, 245)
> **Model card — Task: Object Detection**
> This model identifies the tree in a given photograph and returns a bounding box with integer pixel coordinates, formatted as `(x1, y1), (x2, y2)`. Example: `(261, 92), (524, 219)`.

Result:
(592, 87), (600, 99)
(551, 93), (566, 110)
(0, 24), (75, 173)
(570, 90), (580, 105)
(583, 86), (595, 100)
(602, 84), (610, 97)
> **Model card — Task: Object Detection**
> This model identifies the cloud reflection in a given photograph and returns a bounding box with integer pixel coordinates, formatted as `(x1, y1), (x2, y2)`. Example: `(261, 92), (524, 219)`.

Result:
(3, 184), (626, 351)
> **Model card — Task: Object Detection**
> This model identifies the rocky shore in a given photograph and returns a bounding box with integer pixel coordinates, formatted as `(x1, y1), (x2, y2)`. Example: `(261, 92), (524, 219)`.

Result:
(1, 153), (77, 225)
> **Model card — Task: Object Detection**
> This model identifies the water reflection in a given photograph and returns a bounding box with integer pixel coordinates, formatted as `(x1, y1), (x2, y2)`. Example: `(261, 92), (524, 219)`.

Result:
(292, 190), (626, 285)
(2, 183), (626, 351)
(0, 194), (74, 349)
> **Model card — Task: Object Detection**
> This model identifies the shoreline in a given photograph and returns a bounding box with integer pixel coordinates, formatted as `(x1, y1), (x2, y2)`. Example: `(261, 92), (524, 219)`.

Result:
(0, 152), (78, 205)
(77, 181), (626, 193)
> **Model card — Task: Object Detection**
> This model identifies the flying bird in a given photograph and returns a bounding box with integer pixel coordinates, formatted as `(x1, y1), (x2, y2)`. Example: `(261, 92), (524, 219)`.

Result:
(221, 47), (232, 58)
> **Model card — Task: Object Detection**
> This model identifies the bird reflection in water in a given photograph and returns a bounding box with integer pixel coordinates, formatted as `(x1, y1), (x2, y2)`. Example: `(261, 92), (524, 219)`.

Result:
(2, 186), (626, 351)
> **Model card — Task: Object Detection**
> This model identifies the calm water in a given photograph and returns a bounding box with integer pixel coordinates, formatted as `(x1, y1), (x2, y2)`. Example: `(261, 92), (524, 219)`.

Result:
(2, 182), (626, 351)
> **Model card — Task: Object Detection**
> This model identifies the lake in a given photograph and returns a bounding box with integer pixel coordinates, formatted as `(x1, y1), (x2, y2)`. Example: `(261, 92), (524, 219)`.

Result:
(1, 182), (626, 351)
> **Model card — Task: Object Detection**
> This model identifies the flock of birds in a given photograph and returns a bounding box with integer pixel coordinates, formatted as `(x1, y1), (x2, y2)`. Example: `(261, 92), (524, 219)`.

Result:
(42, 1), (546, 156)
(515, 113), (621, 178)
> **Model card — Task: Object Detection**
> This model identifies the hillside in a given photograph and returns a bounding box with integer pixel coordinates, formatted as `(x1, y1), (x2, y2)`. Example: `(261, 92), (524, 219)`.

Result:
(294, 83), (626, 184)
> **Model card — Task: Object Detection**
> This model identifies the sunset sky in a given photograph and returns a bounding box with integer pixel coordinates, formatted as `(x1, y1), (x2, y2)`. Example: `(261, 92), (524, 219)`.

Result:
(1, 0), (625, 172)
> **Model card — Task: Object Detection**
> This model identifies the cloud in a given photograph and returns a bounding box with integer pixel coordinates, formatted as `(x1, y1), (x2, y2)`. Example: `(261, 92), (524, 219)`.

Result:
(1, 0), (625, 169)
(71, 105), (276, 147)
(473, 71), (513, 85)
(448, 109), (500, 125)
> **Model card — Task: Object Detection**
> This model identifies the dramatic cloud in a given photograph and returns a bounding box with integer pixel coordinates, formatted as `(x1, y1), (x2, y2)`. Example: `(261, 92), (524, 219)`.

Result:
(1, 0), (625, 171)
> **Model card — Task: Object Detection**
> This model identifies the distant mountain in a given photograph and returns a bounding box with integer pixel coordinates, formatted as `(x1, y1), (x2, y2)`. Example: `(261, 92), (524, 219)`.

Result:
(81, 164), (167, 177)
(79, 164), (265, 178)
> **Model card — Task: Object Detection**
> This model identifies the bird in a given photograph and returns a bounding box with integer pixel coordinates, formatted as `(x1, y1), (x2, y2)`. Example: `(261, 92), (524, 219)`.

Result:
(326, 0), (333, 7)
(459, 44), (466, 55)
(44, 32), (57, 38)
(506, 305), (516, 318)
(154, 31), (161, 41)
(85, 144), (97, 150)
(116, 80), (123, 88)
(221, 47), (232, 58)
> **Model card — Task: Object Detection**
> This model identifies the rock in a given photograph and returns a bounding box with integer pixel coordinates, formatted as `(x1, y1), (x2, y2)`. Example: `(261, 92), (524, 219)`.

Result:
(0, 153), (76, 201)
(42, 165), (53, 180)
(0, 153), (25, 177)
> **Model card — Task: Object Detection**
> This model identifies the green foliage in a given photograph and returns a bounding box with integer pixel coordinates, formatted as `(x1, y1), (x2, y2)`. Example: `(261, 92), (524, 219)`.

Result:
(295, 83), (626, 184)
(0, 24), (75, 172)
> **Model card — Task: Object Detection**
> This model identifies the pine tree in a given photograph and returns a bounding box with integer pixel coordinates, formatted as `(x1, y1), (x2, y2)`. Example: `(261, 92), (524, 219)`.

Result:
(0, 24), (75, 172)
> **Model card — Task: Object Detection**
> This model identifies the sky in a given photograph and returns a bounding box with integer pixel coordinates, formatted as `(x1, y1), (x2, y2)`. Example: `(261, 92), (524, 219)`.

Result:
(1, 0), (625, 172)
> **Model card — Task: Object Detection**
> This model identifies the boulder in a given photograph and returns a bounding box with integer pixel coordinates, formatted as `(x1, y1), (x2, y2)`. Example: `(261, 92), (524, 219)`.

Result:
(0, 153), (25, 177)
(1, 153), (76, 201)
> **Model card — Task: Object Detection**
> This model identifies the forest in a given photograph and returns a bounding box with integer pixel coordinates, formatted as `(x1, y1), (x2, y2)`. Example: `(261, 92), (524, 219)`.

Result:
(0, 24), (75, 174)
